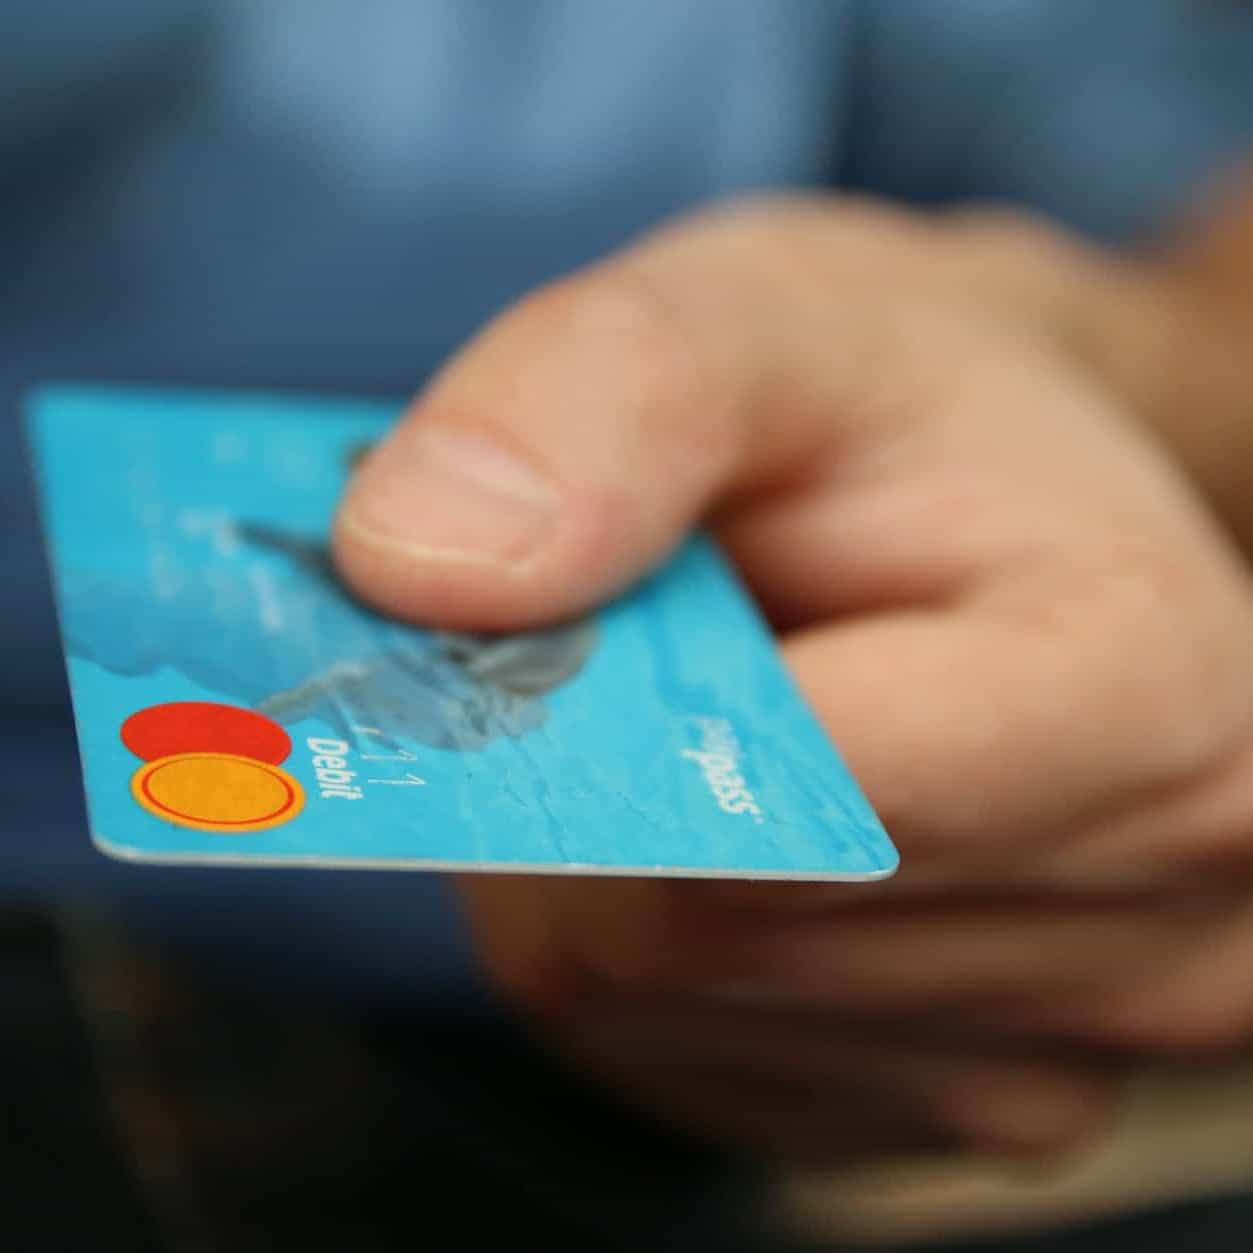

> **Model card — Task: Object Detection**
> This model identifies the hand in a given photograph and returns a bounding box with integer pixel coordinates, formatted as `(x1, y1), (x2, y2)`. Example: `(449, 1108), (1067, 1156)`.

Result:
(332, 198), (1253, 1162)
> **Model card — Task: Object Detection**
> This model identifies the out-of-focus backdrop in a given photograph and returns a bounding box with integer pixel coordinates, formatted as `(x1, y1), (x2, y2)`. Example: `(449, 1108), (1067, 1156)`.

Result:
(4, 4), (1253, 1250)
(7, 0), (1253, 1008)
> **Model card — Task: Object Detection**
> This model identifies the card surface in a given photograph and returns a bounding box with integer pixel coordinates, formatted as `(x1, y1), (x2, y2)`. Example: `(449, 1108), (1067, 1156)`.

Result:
(27, 385), (896, 880)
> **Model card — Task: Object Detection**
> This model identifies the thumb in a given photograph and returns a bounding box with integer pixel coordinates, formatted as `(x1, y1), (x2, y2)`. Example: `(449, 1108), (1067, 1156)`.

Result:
(332, 207), (865, 630)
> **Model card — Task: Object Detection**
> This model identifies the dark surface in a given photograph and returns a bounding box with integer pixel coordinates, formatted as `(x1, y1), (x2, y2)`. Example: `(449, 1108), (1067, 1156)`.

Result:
(6, 908), (1253, 1253)
(1, 913), (160, 1253)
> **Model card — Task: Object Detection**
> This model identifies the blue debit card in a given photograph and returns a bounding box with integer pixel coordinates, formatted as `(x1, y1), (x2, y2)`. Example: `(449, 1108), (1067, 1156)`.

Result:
(26, 385), (897, 881)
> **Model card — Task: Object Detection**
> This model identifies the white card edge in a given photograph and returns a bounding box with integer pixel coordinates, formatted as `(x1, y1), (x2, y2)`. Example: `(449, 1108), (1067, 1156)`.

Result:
(91, 829), (899, 882)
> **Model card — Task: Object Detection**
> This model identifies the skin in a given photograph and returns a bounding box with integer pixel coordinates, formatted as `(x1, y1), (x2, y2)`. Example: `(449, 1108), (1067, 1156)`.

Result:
(331, 188), (1253, 1164)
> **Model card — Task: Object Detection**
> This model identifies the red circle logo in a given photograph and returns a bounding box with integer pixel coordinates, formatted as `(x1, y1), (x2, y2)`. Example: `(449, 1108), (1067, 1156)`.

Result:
(121, 701), (292, 765)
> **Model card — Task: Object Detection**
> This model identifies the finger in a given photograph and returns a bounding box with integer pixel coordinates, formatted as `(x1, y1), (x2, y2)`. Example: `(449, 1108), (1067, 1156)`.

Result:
(331, 199), (1089, 631)
(454, 872), (585, 1016)
(457, 868), (1237, 1026)
(1046, 892), (1253, 1057)
(489, 873), (1204, 1015)
(333, 206), (835, 629)
(780, 572), (1253, 852)
(642, 899), (1208, 1015)
(561, 1055), (955, 1162)
(562, 1008), (1119, 1159)
(1061, 738), (1253, 871)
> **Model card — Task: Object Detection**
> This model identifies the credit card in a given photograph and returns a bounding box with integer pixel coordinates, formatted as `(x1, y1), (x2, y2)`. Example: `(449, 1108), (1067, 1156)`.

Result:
(27, 385), (897, 880)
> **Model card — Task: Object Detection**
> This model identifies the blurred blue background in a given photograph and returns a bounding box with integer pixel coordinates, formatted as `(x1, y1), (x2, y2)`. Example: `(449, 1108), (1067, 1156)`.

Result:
(4, 0), (1253, 1012)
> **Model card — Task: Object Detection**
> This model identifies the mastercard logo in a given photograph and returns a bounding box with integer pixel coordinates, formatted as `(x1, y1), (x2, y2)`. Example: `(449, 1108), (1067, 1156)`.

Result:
(122, 702), (305, 834)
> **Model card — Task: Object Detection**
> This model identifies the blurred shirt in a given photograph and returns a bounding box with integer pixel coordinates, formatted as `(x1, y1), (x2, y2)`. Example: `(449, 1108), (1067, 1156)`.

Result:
(4, 0), (1253, 1007)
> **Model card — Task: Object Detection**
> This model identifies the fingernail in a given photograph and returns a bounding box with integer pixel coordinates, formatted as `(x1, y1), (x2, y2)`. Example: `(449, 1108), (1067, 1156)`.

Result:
(340, 424), (559, 567)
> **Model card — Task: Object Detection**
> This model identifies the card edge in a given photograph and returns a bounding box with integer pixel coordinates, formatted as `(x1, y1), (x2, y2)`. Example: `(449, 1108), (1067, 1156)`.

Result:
(89, 829), (899, 881)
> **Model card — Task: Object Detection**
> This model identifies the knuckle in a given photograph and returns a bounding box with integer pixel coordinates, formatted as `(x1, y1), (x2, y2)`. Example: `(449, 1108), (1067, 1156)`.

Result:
(528, 268), (704, 397)
(1111, 556), (1253, 770)
(715, 193), (932, 288)
(661, 191), (934, 300)
(1027, 546), (1253, 785)
(942, 205), (1072, 258)
(513, 267), (742, 483)
(540, 267), (733, 449)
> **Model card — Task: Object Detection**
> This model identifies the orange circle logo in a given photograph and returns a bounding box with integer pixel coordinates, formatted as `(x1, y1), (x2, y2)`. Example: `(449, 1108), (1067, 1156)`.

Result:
(123, 703), (304, 835)
(132, 752), (305, 833)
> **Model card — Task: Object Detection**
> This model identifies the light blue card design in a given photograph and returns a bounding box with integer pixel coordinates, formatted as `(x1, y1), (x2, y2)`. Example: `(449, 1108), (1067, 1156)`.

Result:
(27, 385), (897, 880)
